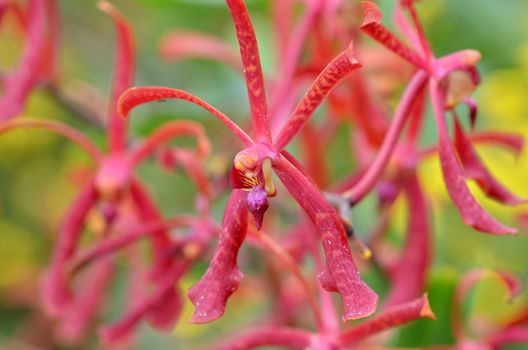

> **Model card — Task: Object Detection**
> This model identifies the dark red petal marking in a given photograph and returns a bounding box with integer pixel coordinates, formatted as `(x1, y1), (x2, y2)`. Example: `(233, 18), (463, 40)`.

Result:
(42, 179), (98, 316)
(215, 327), (312, 350)
(360, 1), (428, 70)
(159, 31), (242, 71)
(453, 117), (525, 205)
(430, 82), (516, 234)
(0, 0), (45, 121)
(273, 43), (362, 151)
(339, 294), (435, 345)
(385, 174), (431, 307)
(131, 120), (210, 165)
(273, 154), (378, 321)
(118, 86), (253, 146)
(55, 258), (114, 345)
(187, 190), (249, 323)
(225, 0), (271, 143)
(98, 1), (135, 153)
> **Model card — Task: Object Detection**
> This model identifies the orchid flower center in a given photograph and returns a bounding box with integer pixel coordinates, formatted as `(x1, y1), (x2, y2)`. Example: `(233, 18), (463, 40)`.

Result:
(230, 144), (278, 229)
(95, 154), (132, 201)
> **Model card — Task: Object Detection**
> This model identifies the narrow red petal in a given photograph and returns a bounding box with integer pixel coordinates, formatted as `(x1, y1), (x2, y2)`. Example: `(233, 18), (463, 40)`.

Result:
(0, 118), (102, 161)
(360, 1), (428, 70)
(430, 83), (516, 234)
(273, 42), (362, 151)
(99, 265), (183, 345)
(453, 117), (525, 205)
(55, 258), (115, 345)
(159, 31), (242, 71)
(129, 180), (172, 270)
(118, 86), (253, 146)
(131, 121), (210, 165)
(385, 173), (432, 307)
(273, 155), (378, 321)
(42, 179), (98, 316)
(215, 327), (312, 350)
(470, 131), (525, 156)
(453, 269), (523, 340)
(98, 1), (135, 153)
(0, 0), (45, 121)
(225, 0), (271, 142)
(488, 326), (528, 348)
(339, 294), (435, 345)
(187, 190), (249, 323)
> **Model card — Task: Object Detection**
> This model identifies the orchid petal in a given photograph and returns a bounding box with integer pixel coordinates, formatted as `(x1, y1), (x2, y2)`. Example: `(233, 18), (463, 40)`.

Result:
(98, 1), (135, 153)
(99, 266), (183, 345)
(42, 179), (98, 316)
(131, 120), (211, 165)
(187, 189), (249, 323)
(273, 42), (362, 151)
(0, 118), (102, 161)
(453, 269), (523, 340)
(488, 326), (528, 348)
(159, 31), (242, 71)
(273, 154), (378, 321)
(55, 257), (115, 345)
(214, 327), (312, 350)
(339, 294), (435, 345)
(118, 86), (253, 146)
(0, 0), (45, 121)
(360, 1), (428, 70)
(225, 0), (271, 143)
(453, 117), (526, 205)
(130, 180), (172, 269)
(385, 173), (432, 307)
(430, 82), (516, 234)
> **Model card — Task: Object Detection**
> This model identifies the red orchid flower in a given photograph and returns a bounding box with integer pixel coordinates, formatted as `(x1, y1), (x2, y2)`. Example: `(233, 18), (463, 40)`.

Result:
(342, 1), (525, 235)
(119, 0), (378, 324)
(0, 0), (58, 121)
(0, 1), (210, 344)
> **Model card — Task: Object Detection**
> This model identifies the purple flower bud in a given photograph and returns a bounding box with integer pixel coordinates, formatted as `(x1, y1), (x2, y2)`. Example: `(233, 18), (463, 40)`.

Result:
(247, 185), (269, 230)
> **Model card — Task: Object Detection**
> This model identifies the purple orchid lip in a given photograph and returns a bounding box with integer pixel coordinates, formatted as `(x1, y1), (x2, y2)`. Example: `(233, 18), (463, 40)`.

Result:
(247, 185), (269, 230)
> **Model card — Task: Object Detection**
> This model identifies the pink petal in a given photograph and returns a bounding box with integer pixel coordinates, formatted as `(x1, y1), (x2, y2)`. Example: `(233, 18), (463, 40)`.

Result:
(215, 327), (312, 350)
(385, 173), (432, 308)
(42, 179), (98, 316)
(118, 86), (253, 146)
(453, 269), (523, 340)
(273, 154), (378, 321)
(131, 120), (210, 165)
(430, 83), (516, 235)
(470, 131), (525, 156)
(159, 31), (242, 71)
(273, 42), (362, 151)
(0, 118), (102, 161)
(98, 1), (135, 153)
(0, 0), (45, 121)
(339, 294), (435, 345)
(225, 0), (271, 143)
(488, 326), (528, 348)
(55, 257), (115, 345)
(453, 117), (525, 205)
(99, 265), (184, 345)
(187, 190), (249, 323)
(360, 1), (428, 70)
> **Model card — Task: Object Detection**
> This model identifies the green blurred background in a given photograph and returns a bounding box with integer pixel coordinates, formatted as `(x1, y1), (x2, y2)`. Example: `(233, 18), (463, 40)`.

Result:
(0, 0), (527, 349)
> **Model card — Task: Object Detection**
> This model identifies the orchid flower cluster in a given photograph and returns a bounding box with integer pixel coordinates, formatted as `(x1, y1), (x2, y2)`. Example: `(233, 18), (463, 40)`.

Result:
(0, 0), (527, 349)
